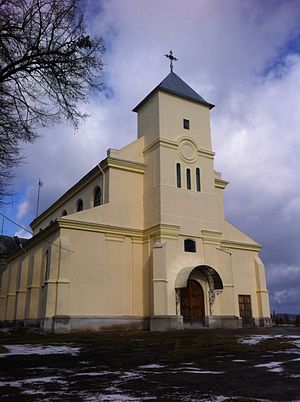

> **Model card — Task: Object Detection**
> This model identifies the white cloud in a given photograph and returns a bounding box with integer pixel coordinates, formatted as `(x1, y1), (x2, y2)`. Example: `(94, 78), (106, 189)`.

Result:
(14, 228), (32, 239)
(17, 200), (29, 221)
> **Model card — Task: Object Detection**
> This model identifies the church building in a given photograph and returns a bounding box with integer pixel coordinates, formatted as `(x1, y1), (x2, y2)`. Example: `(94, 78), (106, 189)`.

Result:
(0, 63), (271, 332)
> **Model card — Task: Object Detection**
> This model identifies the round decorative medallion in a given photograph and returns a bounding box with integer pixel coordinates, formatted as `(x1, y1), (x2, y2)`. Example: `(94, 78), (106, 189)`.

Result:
(178, 139), (197, 162)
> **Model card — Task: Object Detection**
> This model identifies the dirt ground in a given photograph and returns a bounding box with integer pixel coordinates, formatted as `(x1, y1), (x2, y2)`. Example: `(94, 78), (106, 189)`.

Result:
(0, 326), (300, 401)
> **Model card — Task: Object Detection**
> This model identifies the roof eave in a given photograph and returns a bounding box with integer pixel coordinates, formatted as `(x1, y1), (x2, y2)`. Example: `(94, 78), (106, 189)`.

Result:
(133, 87), (215, 113)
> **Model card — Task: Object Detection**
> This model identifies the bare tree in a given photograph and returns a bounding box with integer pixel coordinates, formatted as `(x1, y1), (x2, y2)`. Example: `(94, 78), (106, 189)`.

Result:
(0, 0), (104, 200)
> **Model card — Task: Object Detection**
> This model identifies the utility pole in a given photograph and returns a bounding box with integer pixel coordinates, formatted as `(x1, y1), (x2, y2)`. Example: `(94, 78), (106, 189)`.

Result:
(36, 179), (43, 218)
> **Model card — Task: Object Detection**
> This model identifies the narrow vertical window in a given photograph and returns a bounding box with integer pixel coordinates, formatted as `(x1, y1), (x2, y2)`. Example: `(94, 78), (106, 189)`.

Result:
(196, 168), (201, 192)
(77, 199), (83, 212)
(94, 186), (101, 207)
(183, 119), (190, 130)
(186, 168), (191, 190)
(176, 163), (181, 188)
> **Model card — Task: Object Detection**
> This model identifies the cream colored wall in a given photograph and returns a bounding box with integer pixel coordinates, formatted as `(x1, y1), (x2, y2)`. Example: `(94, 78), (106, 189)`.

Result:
(158, 92), (213, 150)
(0, 266), (10, 320)
(60, 227), (148, 317)
(143, 147), (161, 229)
(62, 167), (144, 230)
(137, 92), (160, 146)
(108, 137), (144, 164)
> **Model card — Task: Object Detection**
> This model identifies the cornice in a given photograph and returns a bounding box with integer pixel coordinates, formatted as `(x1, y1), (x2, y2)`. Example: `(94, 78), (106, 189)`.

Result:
(221, 240), (261, 252)
(215, 178), (229, 189)
(143, 138), (215, 160)
(143, 138), (177, 155)
(6, 222), (60, 262)
(144, 223), (180, 240)
(103, 157), (146, 174)
(58, 219), (143, 239)
(202, 230), (223, 245)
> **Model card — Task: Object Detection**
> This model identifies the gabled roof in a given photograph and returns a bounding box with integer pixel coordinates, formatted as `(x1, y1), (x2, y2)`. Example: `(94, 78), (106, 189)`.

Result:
(133, 72), (214, 112)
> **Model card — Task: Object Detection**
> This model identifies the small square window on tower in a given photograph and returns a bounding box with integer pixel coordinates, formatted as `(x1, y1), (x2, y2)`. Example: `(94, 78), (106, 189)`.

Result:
(183, 119), (190, 130)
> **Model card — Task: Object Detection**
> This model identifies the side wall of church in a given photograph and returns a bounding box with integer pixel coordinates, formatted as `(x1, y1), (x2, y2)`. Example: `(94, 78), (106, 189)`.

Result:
(0, 225), (149, 331)
(0, 231), (60, 325)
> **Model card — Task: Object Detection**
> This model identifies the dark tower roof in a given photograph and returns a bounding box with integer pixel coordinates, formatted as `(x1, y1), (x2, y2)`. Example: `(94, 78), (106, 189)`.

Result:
(133, 72), (214, 112)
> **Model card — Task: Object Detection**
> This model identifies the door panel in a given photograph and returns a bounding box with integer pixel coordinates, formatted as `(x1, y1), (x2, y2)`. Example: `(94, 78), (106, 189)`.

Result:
(239, 295), (253, 327)
(180, 280), (205, 324)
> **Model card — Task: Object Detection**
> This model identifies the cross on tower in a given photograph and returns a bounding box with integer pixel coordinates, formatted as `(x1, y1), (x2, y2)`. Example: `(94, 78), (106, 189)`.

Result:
(165, 50), (178, 73)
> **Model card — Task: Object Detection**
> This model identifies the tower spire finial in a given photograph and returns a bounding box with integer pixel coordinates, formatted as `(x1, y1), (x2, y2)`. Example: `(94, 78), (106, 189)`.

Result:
(164, 50), (178, 73)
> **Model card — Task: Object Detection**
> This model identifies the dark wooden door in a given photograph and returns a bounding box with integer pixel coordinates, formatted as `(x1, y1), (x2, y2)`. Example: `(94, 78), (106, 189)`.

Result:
(180, 280), (205, 324)
(239, 295), (253, 327)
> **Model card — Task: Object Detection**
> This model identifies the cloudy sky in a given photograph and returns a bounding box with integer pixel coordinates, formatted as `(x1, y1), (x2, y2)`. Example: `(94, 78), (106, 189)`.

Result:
(1, 0), (300, 314)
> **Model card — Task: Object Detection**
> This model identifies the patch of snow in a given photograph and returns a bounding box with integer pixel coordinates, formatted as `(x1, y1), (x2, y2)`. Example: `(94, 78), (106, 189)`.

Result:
(290, 374), (300, 378)
(232, 359), (247, 362)
(80, 392), (141, 401)
(239, 334), (300, 347)
(255, 361), (284, 373)
(255, 361), (282, 368)
(119, 371), (143, 380)
(138, 364), (165, 369)
(23, 376), (66, 384)
(291, 339), (300, 348)
(74, 371), (117, 377)
(269, 367), (284, 373)
(239, 335), (273, 345)
(182, 369), (224, 374)
(0, 376), (67, 388)
(0, 380), (23, 388)
(0, 344), (80, 356)
(0, 328), (11, 333)
(22, 389), (49, 395)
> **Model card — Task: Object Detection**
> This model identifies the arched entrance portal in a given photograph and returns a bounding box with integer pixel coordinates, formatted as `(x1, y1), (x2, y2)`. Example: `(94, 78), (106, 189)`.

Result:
(180, 279), (205, 325)
(175, 265), (224, 327)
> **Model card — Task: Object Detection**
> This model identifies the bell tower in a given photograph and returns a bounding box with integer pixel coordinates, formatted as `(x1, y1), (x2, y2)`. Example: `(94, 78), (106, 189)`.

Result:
(133, 59), (221, 234)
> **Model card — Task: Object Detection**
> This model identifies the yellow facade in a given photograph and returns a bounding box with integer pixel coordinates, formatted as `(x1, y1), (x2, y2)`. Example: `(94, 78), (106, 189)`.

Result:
(0, 72), (271, 332)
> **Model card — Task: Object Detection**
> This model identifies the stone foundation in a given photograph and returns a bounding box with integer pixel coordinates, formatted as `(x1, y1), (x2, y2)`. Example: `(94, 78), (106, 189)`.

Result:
(208, 315), (242, 329)
(150, 315), (183, 331)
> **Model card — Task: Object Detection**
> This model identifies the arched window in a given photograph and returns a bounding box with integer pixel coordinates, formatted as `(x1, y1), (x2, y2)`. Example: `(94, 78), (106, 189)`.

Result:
(184, 239), (196, 253)
(77, 199), (83, 212)
(196, 168), (201, 192)
(62, 209), (68, 216)
(186, 168), (191, 190)
(176, 163), (181, 188)
(93, 186), (101, 207)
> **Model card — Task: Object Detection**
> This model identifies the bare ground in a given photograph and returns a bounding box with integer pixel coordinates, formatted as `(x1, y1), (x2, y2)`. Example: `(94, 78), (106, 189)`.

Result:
(0, 326), (300, 401)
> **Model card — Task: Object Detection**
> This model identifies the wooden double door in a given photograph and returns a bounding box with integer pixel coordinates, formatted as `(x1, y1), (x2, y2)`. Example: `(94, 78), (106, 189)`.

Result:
(238, 295), (253, 327)
(180, 279), (205, 324)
